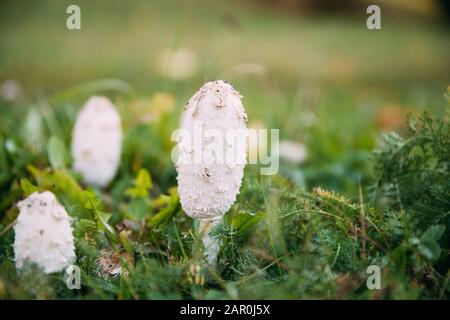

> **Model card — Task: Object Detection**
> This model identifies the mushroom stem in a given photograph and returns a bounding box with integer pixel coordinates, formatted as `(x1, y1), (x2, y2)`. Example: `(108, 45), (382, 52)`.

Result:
(198, 219), (220, 266)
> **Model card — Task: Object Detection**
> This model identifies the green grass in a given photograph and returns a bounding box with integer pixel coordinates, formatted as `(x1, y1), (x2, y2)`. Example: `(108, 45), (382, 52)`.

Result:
(0, 0), (449, 299)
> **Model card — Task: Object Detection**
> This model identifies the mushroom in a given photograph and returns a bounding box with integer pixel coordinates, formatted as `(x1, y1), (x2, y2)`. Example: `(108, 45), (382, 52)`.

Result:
(176, 80), (248, 265)
(71, 96), (122, 187)
(14, 191), (76, 274)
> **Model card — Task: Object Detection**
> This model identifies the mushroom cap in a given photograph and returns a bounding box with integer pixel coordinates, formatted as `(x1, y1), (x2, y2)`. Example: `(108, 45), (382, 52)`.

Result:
(176, 80), (248, 220)
(14, 191), (76, 274)
(71, 96), (122, 187)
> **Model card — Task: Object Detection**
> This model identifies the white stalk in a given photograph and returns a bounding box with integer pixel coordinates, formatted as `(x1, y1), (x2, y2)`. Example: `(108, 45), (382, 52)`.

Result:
(199, 219), (221, 266)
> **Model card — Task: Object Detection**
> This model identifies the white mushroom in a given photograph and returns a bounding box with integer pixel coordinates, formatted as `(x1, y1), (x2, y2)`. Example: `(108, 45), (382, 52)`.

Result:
(279, 140), (308, 165)
(71, 96), (122, 187)
(176, 80), (248, 265)
(158, 48), (199, 80)
(14, 191), (76, 274)
(0, 79), (23, 102)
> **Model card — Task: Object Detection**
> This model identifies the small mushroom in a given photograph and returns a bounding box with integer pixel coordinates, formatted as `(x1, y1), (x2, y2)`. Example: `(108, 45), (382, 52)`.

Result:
(14, 191), (75, 274)
(71, 96), (122, 187)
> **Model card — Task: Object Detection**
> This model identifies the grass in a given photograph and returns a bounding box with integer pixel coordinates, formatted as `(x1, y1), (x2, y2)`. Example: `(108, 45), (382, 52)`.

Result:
(0, 0), (448, 299)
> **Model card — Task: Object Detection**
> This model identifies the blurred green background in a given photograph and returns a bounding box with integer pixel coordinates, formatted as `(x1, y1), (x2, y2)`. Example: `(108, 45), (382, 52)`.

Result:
(0, 0), (449, 301)
(0, 0), (449, 198)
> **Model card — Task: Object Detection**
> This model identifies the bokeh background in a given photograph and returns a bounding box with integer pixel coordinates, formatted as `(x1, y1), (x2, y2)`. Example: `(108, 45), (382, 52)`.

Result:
(0, 0), (449, 198)
(0, 0), (449, 301)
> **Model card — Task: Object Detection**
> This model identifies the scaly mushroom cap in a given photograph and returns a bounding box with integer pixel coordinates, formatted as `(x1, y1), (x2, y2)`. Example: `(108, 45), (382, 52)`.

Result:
(14, 191), (76, 274)
(176, 80), (248, 220)
(72, 96), (122, 187)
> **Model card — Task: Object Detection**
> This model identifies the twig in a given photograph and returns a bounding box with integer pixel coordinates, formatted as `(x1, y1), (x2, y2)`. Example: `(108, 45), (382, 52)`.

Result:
(358, 182), (366, 261)
(173, 219), (187, 260)
(234, 255), (287, 286)
(251, 249), (289, 270)
(0, 219), (16, 237)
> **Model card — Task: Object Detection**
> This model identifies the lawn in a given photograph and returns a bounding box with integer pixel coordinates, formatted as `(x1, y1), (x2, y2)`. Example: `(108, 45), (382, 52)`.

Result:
(0, 0), (448, 299)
